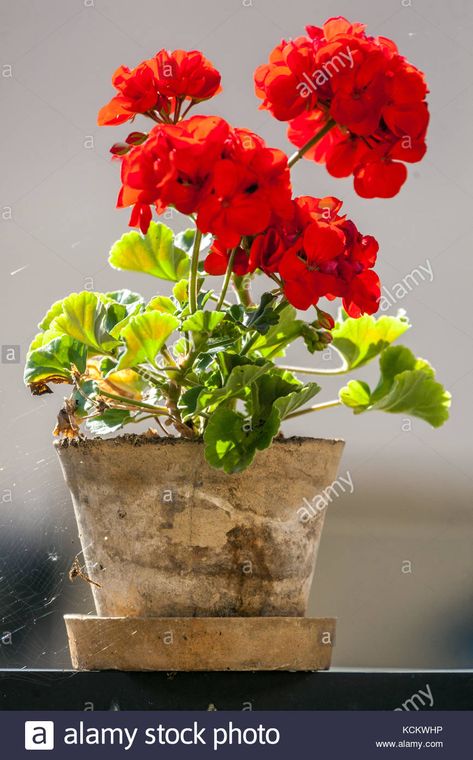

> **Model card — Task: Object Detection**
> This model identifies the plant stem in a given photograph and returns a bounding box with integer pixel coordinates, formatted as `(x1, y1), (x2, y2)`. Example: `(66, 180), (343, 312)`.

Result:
(233, 274), (254, 307)
(240, 332), (260, 356)
(287, 118), (337, 168)
(285, 399), (342, 420)
(208, 292), (232, 309)
(98, 389), (169, 415)
(180, 100), (195, 119)
(173, 97), (182, 123)
(161, 346), (177, 367)
(135, 366), (166, 385)
(189, 228), (203, 313)
(277, 361), (348, 376)
(145, 110), (162, 123)
(216, 248), (237, 310)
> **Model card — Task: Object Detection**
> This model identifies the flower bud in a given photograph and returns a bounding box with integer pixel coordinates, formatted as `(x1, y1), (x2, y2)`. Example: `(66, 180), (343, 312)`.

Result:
(110, 142), (131, 156)
(319, 330), (333, 345)
(316, 308), (335, 330)
(125, 131), (148, 146)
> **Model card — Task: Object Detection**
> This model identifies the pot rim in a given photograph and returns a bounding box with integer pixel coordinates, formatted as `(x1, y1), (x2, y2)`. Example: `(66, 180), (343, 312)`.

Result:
(55, 434), (345, 451)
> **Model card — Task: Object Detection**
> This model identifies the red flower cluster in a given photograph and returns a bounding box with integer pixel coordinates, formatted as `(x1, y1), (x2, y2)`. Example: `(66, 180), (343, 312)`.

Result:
(98, 49), (221, 126)
(255, 16), (429, 198)
(117, 115), (292, 247)
(98, 42), (385, 319)
(206, 196), (380, 317)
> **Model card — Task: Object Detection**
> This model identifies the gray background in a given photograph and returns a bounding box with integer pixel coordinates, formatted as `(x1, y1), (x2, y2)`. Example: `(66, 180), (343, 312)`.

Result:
(0, 0), (472, 669)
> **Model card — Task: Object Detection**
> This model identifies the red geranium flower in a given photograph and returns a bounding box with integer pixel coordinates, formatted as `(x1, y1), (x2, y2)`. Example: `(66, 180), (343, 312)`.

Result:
(277, 196), (380, 315)
(353, 158), (408, 199)
(256, 16), (430, 198)
(248, 227), (288, 273)
(254, 37), (318, 121)
(98, 61), (165, 126)
(151, 49), (221, 102)
(117, 116), (230, 232)
(98, 50), (221, 127)
(116, 117), (293, 246)
(197, 128), (293, 248)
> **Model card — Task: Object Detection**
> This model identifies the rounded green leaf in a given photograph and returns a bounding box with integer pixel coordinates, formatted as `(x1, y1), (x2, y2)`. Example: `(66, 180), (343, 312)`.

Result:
(109, 222), (191, 282)
(116, 311), (179, 370)
(339, 380), (372, 412)
(147, 296), (177, 315)
(181, 310), (225, 333)
(339, 344), (451, 427)
(332, 311), (410, 370)
(49, 292), (121, 353)
(204, 408), (259, 473)
(24, 335), (88, 389)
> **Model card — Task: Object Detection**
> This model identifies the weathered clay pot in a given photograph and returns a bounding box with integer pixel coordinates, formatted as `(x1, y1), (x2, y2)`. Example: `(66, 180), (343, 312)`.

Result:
(56, 436), (344, 618)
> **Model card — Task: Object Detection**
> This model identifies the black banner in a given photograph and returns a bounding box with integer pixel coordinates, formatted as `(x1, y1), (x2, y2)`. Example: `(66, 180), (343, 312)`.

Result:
(4, 710), (468, 758)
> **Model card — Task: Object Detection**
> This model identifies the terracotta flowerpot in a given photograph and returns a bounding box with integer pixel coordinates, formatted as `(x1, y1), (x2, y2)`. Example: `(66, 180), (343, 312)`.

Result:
(56, 436), (344, 618)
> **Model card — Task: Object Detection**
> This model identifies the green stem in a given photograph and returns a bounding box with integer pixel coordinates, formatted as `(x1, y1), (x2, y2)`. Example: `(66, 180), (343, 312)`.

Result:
(288, 118), (337, 168)
(189, 228), (203, 313)
(240, 332), (260, 356)
(135, 366), (166, 385)
(98, 389), (169, 415)
(285, 399), (342, 420)
(232, 274), (254, 307)
(208, 292), (232, 309)
(277, 361), (348, 376)
(161, 346), (177, 367)
(216, 248), (237, 310)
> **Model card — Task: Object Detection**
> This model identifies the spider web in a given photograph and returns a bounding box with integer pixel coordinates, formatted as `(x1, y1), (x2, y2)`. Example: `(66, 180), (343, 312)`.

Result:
(0, 437), (94, 669)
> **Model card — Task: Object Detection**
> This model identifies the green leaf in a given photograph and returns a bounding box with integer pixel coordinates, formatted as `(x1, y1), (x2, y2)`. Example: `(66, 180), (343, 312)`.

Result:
(204, 408), (260, 473)
(372, 370), (451, 427)
(147, 296), (177, 315)
(181, 310), (225, 333)
(116, 311), (179, 370)
(250, 370), (320, 447)
(173, 279), (189, 305)
(28, 328), (62, 353)
(339, 380), (372, 412)
(250, 304), (306, 358)
(339, 345), (451, 427)
(273, 382), (321, 420)
(172, 336), (188, 356)
(24, 335), (87, 388)
(86, 409), (133, 435)
(371, 345), (419, 402)
(244, 293), (279, 335)
(71, 379), (99, 418)
(196, 363), (270, 413)
(104, 289), (144, 312)
(109, 221), (190, 282)
(49, 292), (120, 353)
(203, 373), (321, 473)
(178, 385), (204, 421)
(332, 310), (410, 370)
(38, 299), (64, 331)
(227, 304), (245, 323)
(250, 370), (302, 418)
(174, 228), (213, 254)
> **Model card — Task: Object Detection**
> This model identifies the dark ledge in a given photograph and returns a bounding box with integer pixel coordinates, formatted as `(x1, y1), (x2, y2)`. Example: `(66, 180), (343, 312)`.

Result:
(0, 670), (472, 711)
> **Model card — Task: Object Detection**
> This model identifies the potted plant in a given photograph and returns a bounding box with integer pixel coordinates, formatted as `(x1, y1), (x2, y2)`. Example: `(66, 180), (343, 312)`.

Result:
(24, 17), (450, 671)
